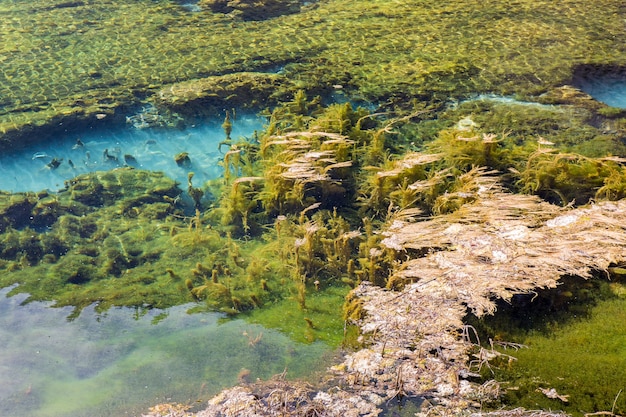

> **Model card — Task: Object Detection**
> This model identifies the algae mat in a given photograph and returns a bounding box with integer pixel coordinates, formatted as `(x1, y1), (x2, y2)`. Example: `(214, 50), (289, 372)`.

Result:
(1, 0), (626, 147)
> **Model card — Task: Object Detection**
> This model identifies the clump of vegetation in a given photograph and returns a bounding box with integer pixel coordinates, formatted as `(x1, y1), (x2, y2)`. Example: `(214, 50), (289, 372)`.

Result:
(2, 91), (626, 321)
(466, 279), (626, 415)
(517, 151), (626, 205)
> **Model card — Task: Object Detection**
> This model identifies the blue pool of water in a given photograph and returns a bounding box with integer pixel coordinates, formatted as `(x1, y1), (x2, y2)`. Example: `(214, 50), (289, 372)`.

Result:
(0, 286), (333, 417)
(574, 73), (626, 108)
(0, 113), (264, 193)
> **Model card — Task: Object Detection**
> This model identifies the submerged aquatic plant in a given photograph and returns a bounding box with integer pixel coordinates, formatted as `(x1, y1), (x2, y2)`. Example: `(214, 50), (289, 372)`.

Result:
(517, 149), (626, 205)
(2, 92), (626, 355)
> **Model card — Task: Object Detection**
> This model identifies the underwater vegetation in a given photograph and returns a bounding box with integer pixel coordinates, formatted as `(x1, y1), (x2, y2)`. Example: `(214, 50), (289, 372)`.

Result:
(198, 0), (304, 21)
(1, 84), (626, 417)
(0, 96), (385, 339)
(2, 0), (626, 149)
(2, 89), (626, 320)
(466, 279), (626, 416)
(2, 0), (626, 415)
(0, 166), (309, 322)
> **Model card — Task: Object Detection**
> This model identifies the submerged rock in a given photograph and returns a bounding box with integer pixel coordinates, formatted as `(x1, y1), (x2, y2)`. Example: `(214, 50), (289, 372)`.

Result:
(155, 72), (291, 117)
(199, 0), (304, 20)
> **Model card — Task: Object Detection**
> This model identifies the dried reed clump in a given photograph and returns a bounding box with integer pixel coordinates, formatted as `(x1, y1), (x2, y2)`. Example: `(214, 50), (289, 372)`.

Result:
(375, 152), (444, 179)
(172, 373), (380, 417)
(264, 131), (355, 183)
(144, 188), (626, 417)
(259, 131), (356, 213)
(342, 281), (472, 402)
(381, 185), (626, 316)
(336, 183), (626, 415)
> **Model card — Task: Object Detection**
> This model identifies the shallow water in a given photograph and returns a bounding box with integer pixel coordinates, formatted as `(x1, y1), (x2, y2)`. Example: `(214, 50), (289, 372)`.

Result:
(473, 281), (626, 416)
(0, 286), (333, 417)
(0, 113), (264, 193)
(574, 74), (626, 108)
(0, 0), (624, 415)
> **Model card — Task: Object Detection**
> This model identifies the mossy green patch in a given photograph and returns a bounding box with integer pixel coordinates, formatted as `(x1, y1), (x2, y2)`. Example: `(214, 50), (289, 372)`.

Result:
(413, 98), (626, 206)
(2, 0), (626, 147)
(0, 167), (313, 319)
(244, 284), (350, 346)
(469, 279), (626, 416)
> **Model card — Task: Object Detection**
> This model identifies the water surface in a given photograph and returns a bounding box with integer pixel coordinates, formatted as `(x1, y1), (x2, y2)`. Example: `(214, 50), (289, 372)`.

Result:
(0, 286), (333, 417)
(573, 71), (626, 108)
(0, 113), (263, 193)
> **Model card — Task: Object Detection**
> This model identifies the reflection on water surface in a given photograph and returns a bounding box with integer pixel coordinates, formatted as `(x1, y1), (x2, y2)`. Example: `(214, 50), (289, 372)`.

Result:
(0, 286), (332, 417)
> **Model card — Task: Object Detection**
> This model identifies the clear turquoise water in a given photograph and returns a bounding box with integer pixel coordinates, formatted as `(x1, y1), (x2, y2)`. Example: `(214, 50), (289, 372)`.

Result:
(0, 113), (264, 193)
(0, 0), (624, 415)
(0, 286), (333, 417)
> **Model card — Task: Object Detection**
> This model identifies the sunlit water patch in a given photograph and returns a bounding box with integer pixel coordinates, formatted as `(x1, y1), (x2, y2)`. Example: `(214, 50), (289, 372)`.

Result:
(175, 0), (202, 12)
(0, 286), (333, 417)
(0, 114), (264, 193)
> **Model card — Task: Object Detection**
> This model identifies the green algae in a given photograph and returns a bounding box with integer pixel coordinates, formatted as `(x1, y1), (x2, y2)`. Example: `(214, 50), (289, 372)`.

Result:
(404, 96), (626, 207)
(468, 280), (626, 416)
(0, 93), (626, 415)
(0, 95), (397, 342)
(0, 167), (296, 321)
(0, 107), (361, 345)
(2, 1), (626, 414)
(244, 284), (351, 345)
(1, 90), (626, 327)
(0, 169), (184, 312)
(2, 0), (626, 147)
